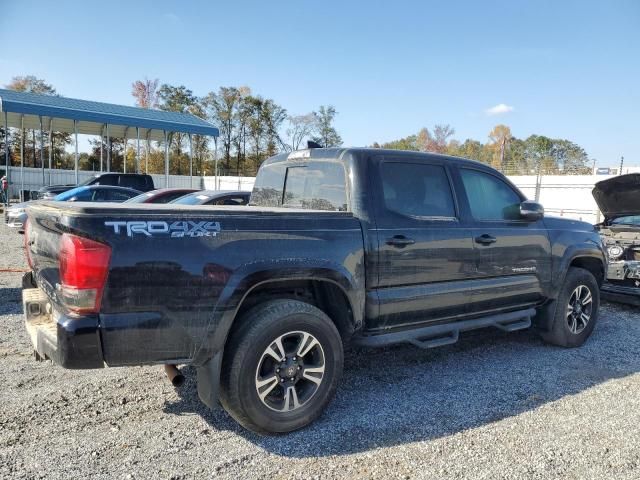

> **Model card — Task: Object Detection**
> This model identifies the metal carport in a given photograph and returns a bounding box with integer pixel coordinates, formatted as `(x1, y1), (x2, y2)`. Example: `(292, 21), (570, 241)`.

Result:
(0, 88), (219, 198)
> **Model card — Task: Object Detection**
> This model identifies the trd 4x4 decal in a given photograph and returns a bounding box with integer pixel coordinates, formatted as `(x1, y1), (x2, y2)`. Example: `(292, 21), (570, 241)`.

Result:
(105, 220), (221, 238)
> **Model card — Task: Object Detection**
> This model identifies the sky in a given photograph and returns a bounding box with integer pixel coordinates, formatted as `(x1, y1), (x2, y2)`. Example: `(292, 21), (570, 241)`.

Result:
(1, 0), (638, 167)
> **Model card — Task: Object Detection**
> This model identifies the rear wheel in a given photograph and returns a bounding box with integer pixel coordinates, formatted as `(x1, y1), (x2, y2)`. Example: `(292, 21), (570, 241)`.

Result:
(540, 267), (599, 347)
(220, 299), (343, 434)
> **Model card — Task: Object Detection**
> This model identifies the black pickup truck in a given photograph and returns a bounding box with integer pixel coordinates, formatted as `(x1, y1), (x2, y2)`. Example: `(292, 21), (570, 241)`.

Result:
(23, 148), (606, 433)
(35, 173), (155, 199)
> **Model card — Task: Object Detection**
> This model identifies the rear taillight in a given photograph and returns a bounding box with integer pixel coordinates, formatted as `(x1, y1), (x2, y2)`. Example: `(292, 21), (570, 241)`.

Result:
(24, 219), (34, 270)
(59, 234), (111, 314)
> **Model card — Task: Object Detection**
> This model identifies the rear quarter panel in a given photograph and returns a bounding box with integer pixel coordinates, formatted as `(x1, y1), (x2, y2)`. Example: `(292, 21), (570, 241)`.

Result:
(47, 205), (366, 366)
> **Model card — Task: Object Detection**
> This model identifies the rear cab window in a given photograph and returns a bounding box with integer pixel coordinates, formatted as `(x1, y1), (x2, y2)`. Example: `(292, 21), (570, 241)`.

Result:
(251, 160), (348, 211)
(120, 175), (147, 191)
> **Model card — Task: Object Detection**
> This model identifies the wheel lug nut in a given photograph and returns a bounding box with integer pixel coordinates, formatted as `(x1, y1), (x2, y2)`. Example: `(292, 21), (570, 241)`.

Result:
(280, 379), (284, 383)
(297, 366), (301, 370)
(276, 368), (280, 373)
(290, 377), (294, 381)
(293, 356), (297, 361)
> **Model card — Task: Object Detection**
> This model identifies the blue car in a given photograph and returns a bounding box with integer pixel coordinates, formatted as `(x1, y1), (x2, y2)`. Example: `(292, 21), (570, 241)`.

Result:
(6, 185), (141, 232)
(54, 185), (142, 202)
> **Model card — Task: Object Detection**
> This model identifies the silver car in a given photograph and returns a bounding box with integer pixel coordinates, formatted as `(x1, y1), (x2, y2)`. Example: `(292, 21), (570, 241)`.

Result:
(5, 202), (28, 232)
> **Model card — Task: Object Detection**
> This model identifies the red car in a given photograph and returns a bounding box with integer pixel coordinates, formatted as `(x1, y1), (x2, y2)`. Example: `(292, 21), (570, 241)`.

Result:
(125, 188), (199, 204)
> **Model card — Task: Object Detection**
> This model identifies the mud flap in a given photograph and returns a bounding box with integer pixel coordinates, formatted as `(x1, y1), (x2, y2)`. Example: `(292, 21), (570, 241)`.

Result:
(196, 352), (223, 410)
(532, 299), (558, 332)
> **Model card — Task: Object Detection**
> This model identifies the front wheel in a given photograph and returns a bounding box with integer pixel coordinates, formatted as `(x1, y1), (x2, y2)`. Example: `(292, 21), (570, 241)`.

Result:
(220, 299), (343, 434)
(540, 267), (600, 348)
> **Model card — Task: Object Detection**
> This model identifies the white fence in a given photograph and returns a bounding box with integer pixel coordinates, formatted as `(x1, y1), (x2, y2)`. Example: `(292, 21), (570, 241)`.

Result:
(5, 166), (608, 223)
(509, 175), (611, 224)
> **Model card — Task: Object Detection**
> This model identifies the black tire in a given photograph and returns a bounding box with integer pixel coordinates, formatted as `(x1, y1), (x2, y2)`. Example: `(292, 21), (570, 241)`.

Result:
(219, 299), (343, 434)
(540, 267), (599, 348)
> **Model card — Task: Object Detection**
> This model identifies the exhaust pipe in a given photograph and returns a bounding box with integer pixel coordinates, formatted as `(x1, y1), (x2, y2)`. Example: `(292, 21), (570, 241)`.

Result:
(164, 364), (185, 387)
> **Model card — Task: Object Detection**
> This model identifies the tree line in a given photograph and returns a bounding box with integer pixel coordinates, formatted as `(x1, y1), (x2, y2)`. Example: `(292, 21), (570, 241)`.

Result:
(372, 124), (593, 175)
(0, 75), (594, 177)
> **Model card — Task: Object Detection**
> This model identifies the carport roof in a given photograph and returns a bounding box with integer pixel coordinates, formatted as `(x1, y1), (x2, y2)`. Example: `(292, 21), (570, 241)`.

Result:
(0, 88), (218, 141)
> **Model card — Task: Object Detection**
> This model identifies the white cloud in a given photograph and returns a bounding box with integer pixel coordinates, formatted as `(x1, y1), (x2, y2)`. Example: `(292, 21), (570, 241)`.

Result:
(485, 103), (515, 116)
(162, 13), (181, 25)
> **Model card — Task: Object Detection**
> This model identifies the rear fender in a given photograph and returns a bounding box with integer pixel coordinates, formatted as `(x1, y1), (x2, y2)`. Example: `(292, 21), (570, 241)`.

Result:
(193, 262), (362, 409)
(194, 260), (363, 365)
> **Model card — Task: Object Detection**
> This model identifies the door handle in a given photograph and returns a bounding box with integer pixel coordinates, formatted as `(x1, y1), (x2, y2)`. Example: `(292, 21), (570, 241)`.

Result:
(386, 235), (416, 248)
(475, 234), (497, 245)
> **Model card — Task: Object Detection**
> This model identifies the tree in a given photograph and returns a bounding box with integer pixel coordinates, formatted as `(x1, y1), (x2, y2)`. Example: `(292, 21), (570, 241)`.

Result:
(311, 105), (342, 147)
(524, 135), (555, 174)
(131, 78), (159, 109)
(232, 87), (253, 175)
(204, 86), (243, 172)
(5, 76), (68, 170)
(6, 75), (56, 95)
(455, 139), (486, 162)
(379, 134), (418, 151)
(552, 139), (591, 174)
(188, 100), (209, 175)
(131, 78), (160, 172)
(246, 96), (266, 172)
(157, 84), (198, 174)
(261, 98), (287, 157)
(285, 113), (316, 151)
(488, 124), (513, 171)
(374, 123), (594, 176)
(416, 124), (455, 153)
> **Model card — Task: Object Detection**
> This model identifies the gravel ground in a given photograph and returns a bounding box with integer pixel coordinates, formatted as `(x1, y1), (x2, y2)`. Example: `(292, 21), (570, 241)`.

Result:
(1, 220), (640, 479)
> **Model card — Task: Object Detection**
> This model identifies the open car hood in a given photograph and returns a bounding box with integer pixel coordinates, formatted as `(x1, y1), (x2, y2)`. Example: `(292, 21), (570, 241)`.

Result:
(592, 174), (640, 220)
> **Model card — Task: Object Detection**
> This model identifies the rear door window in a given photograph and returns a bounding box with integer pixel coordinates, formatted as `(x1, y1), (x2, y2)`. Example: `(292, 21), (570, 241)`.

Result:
(381, 162), (456, 218)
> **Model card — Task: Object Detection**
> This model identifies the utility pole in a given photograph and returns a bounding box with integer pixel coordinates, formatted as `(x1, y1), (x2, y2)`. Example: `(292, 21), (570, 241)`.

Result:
(619, 155), (624, 175)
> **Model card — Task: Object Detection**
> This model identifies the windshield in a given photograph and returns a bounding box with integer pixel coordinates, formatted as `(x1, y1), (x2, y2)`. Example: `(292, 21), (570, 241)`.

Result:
(77, 176), (98, 187)
(125, 192), (155, 203)
(170, 193), (212, 205)
(612, 215), (640, 226)
(54, 187), (91, 201)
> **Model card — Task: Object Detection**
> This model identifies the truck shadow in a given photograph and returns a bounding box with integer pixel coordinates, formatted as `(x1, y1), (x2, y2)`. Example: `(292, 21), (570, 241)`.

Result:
(163, 302), (640, 458)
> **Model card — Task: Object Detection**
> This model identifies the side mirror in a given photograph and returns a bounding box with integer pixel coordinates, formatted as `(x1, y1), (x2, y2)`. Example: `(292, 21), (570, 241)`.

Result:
(520, 201), (544, 221)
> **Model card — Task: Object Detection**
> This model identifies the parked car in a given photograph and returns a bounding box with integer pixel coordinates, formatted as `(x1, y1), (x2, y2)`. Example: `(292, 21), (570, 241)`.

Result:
(22, 147), (605, 434)
(125, 188), (199, 204)
(53, 185), (142, 202)
(36, 173), (154, 199)
(6, 185), (142, 232)
(169, 190), (250, 206)
(593, 173), (640, 305)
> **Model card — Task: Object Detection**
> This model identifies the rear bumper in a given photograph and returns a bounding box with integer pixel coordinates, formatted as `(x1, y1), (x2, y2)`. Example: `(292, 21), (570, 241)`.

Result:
(23, 285), (104, 369)
(601, 282), (640, 306)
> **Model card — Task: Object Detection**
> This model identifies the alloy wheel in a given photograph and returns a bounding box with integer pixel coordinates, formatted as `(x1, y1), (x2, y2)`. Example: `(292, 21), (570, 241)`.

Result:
(566, 284), (593, 334)
(255, 331), (325, 412)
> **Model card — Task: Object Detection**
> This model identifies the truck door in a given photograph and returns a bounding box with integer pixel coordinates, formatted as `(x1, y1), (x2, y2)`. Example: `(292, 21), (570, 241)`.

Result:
(368, 155), (476, 331)
(455, 167), (552, 312)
